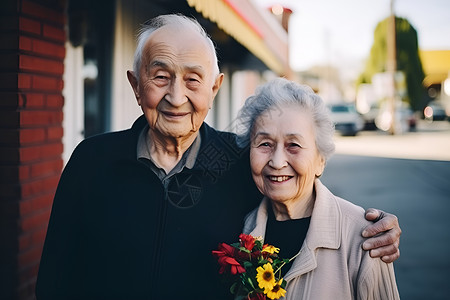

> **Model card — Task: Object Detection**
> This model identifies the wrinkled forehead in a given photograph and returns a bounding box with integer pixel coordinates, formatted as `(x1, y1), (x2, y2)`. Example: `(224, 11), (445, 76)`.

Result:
(142, 24), (215, 68)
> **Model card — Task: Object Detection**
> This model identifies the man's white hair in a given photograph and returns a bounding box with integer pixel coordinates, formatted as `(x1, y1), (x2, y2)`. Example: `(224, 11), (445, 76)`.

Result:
(132, 14), (220, 82)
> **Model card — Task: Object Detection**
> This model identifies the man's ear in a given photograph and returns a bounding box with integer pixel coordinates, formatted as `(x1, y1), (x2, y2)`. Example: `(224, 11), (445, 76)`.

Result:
(127, 70), (140, 105)
(210, 73), (224, 108)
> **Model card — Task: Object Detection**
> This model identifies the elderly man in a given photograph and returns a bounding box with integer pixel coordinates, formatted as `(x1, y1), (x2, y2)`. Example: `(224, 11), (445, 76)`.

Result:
(36, 14), (401, 299)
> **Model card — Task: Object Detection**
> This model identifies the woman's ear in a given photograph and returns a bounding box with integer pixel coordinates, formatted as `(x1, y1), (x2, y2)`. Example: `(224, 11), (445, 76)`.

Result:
(315, 156), (326, 178)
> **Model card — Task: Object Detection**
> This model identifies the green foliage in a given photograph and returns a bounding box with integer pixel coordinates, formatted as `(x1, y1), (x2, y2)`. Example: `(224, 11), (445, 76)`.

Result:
(357, 17), (426, 111)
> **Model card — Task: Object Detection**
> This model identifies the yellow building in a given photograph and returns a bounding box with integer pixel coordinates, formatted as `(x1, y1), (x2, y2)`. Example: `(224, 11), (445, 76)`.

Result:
(420, 50), (450, 94)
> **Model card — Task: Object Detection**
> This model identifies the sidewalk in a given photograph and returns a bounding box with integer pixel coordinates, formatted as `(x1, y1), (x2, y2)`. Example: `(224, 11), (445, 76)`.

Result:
(334, 120), (450, 161)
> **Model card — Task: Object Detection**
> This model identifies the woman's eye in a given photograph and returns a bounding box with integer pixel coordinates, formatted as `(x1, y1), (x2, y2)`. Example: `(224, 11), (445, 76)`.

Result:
(288, 143), (302, 149)
(258, 142), (271, 147)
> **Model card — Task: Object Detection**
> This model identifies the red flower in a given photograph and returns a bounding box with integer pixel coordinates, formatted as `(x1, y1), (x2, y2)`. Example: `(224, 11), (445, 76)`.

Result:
(248, 292), (266, 300)
(212, 243), (246, 275)
(239, 233), (256, 251)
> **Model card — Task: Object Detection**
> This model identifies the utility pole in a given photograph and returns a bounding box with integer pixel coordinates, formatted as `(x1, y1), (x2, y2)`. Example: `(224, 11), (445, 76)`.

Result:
(387, 0), (397, 134)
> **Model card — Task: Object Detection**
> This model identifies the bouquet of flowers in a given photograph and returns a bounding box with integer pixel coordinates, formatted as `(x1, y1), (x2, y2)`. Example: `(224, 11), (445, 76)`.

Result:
(212, 233), (289, 300)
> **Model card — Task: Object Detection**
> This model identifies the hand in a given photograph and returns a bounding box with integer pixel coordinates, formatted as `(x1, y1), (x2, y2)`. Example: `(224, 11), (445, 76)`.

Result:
(362, 208), (401, 263)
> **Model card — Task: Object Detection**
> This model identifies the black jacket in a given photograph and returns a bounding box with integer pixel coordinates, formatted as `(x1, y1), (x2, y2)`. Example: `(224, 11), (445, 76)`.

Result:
(36, 116), (261, 300)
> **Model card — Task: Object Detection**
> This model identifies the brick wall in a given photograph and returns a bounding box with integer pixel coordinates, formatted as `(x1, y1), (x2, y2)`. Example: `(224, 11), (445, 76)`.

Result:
(0, 0), (66, 299)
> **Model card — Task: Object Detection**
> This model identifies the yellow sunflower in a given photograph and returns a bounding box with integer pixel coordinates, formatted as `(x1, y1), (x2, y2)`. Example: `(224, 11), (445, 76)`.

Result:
(265, 279), (286, 299)
(256, 263), (276, 290)
(262, 245), (280, 255)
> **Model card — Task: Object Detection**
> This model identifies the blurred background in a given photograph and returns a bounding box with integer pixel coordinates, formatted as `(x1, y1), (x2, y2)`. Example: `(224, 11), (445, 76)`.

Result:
(1, 0), (449, 299)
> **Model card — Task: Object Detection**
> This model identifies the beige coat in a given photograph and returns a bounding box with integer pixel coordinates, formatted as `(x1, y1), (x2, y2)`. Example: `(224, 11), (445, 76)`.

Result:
(243, 179), (400, 300)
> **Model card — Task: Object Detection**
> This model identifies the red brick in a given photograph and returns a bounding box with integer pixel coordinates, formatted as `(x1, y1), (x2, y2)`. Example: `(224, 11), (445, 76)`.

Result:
(46, 94), (63, 108)
(18, 193), (54, 217)
(19, 16), (41, 35)
(18, 36), (32, 52)
(29, 158), (63, 178)
(20, 128), (46, 145)
(42, 24), (65, 42)
(23, 38), (65, 59)
(19, 206), (51, 232)
(19, 165), (31, 181)
(31, 74), (63, 91)
(21, 0), (65, 25)
(20, 110), (63, 127)
(18, 73), (32, 89)
(18, 226), (48, 252)
(21, 175), (60, 199)
(19, 55), (64, 75)
(20, 93), (45, 108)
(46, 126), (63, 140)
(18, 245), (43, 270)
(19, 142), (63, 163)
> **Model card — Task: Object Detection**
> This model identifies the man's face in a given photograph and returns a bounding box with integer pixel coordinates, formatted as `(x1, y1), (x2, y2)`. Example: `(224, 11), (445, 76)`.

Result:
(128, 25), (223, 139)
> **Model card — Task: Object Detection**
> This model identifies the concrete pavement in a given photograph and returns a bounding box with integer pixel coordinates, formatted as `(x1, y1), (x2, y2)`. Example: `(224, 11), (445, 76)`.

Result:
(333, 120), (450, 161)
(322, 121), (450, 299)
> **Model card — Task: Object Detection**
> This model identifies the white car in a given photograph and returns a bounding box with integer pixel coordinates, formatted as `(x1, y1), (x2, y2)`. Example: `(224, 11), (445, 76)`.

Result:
(329, 103), (364, 136)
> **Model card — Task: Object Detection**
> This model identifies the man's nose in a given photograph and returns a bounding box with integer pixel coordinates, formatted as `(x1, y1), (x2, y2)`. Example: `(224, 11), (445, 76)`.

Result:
(268, 146), (288, 169)
(165, 78), (187, 107)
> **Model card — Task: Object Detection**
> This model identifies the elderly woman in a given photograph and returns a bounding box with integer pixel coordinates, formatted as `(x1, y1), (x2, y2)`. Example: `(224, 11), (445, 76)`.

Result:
(236, 78), (400, 299)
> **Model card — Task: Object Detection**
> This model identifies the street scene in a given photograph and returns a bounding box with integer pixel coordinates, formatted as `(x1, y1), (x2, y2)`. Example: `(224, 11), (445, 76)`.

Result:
(2, 0), (450, 299)
(322, 120), (450, 299)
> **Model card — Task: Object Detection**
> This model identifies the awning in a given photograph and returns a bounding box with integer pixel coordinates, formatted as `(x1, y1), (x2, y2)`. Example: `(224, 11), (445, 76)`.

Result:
(186, 0), (290, 76)
(420, 50), (450, 86)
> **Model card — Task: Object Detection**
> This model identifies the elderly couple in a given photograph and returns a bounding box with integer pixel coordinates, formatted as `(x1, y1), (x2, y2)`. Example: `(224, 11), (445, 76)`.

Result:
(36, 14), (400, 299)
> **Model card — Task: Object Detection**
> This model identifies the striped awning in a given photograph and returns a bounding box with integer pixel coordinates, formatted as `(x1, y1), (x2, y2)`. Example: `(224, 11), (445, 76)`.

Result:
(186, 0), (290, 76)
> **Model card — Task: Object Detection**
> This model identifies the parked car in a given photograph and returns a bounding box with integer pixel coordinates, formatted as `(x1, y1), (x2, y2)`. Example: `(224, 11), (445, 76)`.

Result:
(375, 102), (417, 133)
(329, 103), (364, 136)
(424, 101), (447, 121)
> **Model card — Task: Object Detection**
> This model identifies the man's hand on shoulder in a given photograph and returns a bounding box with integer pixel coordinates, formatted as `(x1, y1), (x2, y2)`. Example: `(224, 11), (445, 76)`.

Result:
(362, 208), (401, 263)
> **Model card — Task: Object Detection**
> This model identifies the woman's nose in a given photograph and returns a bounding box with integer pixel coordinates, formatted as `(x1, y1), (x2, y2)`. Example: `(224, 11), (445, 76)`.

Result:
(268, 146), (288, 169)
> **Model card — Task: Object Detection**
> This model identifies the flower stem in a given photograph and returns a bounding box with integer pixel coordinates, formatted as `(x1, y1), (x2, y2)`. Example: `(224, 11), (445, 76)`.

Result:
(274, 250), (302, 275)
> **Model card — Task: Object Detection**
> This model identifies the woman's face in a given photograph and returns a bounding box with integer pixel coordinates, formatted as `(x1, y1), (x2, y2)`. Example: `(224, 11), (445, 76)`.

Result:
(250, 104), (325, 206)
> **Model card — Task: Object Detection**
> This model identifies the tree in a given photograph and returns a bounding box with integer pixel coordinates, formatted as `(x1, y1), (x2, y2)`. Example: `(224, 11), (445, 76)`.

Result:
(357, 17), (426, 111)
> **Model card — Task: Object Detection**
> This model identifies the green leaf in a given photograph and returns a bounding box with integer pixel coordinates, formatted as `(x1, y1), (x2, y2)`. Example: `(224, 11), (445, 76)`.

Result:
(230, 282), (237, 294)
(247, 276), (256, 289)
(239, 247), (251, 254)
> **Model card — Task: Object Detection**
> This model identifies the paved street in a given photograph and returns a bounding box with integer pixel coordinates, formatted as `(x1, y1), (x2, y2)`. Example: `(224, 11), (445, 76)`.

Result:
(321, 120), (450, 299)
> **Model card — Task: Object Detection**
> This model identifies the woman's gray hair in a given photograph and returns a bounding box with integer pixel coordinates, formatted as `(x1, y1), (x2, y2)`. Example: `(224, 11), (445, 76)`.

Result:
(236, 77), (336, 162)
(132, 14), (220, 82)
